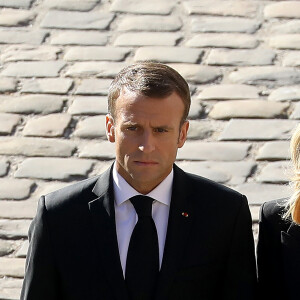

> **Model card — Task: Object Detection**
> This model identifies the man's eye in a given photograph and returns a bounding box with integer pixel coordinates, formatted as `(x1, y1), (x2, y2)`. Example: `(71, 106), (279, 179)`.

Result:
(155, 128), (167, 133)
(127, 126), (137, 131)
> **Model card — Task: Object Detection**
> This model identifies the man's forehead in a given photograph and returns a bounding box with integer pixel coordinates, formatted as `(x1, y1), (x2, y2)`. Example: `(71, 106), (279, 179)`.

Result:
(118, 87), (140, 100)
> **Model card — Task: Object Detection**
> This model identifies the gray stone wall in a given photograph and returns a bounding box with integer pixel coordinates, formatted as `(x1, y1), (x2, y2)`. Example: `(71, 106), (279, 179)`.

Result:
(0, 0), (299, 298)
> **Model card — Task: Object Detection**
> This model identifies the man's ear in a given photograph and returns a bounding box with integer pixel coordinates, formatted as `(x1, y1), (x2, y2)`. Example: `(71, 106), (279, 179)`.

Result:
(106, 114), (115, 143)
(178, 120), (189, 148)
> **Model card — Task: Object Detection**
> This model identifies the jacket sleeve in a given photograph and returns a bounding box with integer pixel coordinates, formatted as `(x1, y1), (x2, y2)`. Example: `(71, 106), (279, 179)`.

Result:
(20, 196), (61, 300)
(223, 195), (258, 300)
(257, 202), (284, 300)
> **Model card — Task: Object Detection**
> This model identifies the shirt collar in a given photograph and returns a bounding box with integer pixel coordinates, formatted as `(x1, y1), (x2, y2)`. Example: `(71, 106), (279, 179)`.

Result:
(112, 163), (173, 207)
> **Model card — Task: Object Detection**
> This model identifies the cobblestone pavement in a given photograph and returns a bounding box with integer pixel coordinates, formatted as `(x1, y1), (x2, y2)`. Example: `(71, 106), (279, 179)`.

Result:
(0, 0), (299, 298)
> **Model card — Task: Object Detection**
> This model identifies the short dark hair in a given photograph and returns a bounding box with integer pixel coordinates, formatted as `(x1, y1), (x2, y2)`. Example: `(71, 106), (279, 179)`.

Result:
(108, 62), (191, 124)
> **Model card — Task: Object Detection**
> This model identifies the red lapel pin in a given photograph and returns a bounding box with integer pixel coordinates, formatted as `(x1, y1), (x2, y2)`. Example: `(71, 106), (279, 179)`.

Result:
(181, 212), (189, 218)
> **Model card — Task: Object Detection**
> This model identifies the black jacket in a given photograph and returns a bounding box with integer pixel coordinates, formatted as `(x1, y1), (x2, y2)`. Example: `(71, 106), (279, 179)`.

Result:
(257, 199), (300, 300)
(21, 164), (257, 300)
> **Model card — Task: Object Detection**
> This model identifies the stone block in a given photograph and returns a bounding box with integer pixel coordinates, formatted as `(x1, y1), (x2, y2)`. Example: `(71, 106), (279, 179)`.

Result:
(50, 31), (108, 46)
(186, 33), (258, 49)
(206, 49), (275, 66)
(198, 84), (259, 100)
(114, 33), (181, 46)
(35, 181), (70, 196)
(21, 78), (73, 94)
(188, 99), (203, 119)
(0, 219), (30, 239)
(177, 141), (250, 161)
(0, 278), (22, 299)
(68, 97), (107, 115)
(0, 239), (15, 256)
(177, 161), (229, 183)
(79, 141), (116, 159)
(269, 86), (300, 101)
(236, 183), (291, 205)
(187, 120), (213, 139)
(269, 34), (300, 50)
(15, 240), (28, 258)
(209, 100), (289, 119)
(73, 115), (106, 138)
(65, 62), (127, 78)
(117, 15), (182, 32)
(0, 137), (76, 157)
(191, 17), (260, 33)
(134, 47), (202, 63)
(271, 20), (300, 34)
(0, 45), (61, 62)
(256, 141), (290, 161)
(43, 0), (99, 11)
(0, 159), (9, 176)
(0, 199), (36, 219)
(229, 67), (300, 86)
(0, 0), (32, 8)
(110, 0), (175, 15)
(23, 114), (72, 137)
(1, 61), (66, 77)
(0, 29), (47, 45)
(0, 179), (34, 200)
(250, 206), (260, 223)
(15, 158), (94, 180)
(219, 119), (298, 141)
(290, 102), (300, 119)
(64, 47), (130, 61)
(0, 113), (20, 134)
(0, 77), (17, 92)
(183, 1), (258, 17)
(0, 95), (64, 114)
(0, 258), (25, 278)
(90, 161), (112, 177)
(283, 51), (300, 67)
(177, 160), (255, 185)
(264, 1), (300, 19)
(40, 11), (114, 30)
(0, 9), (35, 27)
(75, 79), (111, 95)
(257, 161), (290, 183)
(169, 64), (221, 83)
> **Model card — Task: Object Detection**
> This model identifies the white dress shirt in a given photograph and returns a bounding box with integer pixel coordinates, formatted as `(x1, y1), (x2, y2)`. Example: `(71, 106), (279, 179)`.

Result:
(113, 164), (173, 276)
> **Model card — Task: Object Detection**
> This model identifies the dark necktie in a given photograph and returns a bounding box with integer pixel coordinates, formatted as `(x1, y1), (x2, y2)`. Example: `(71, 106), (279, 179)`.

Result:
(125, 195), (159, 300)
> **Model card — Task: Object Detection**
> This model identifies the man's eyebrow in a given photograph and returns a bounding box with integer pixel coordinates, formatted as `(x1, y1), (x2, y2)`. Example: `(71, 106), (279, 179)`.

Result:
(122, 121), (138, 125)
(152, 125), (173, 130)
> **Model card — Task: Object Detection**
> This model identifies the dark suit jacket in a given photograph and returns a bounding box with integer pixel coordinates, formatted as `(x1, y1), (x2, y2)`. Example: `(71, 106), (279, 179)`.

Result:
(257, 199), (300, 300)
(21, 164), (257, 300)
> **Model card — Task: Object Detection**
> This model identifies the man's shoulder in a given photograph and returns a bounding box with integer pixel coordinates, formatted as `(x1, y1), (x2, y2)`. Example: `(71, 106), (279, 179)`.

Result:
(43, 176), (100, 208)
(174, 164), (246, 208)
(186, 171), (241, 196)
(175, 164), (243, 198)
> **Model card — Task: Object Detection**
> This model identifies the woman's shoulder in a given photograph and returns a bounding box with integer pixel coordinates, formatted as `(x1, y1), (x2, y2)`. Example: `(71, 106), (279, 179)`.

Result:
(261, 198), (291, 231)
(262, 198), (286, 217)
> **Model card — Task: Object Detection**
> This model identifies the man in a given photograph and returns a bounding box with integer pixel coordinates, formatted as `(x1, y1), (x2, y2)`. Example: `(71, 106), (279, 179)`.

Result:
(21, 62), (257, 300)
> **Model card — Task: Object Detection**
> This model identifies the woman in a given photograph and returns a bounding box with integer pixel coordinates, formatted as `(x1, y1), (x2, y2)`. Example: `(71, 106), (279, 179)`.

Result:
(257, 124), (300, 300)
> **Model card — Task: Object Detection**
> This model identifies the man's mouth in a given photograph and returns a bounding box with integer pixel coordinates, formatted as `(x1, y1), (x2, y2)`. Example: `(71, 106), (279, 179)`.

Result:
(134, 161), (158, 166)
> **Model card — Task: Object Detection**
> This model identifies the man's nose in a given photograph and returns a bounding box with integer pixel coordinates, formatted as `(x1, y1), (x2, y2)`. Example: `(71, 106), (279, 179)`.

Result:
(138, 131), (155, 153)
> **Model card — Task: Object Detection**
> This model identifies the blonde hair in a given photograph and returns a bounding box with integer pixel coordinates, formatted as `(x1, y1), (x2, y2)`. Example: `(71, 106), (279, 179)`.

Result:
(284, 124), (300, 223)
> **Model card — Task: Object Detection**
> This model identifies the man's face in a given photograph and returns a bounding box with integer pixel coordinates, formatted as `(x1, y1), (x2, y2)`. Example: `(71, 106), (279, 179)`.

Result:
(106, 89), (189, 194)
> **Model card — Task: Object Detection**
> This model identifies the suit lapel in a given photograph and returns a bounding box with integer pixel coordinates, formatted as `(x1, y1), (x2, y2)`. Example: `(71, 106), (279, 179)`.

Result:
(155, 165), (194, 300)
(88, 167), (128, 300)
